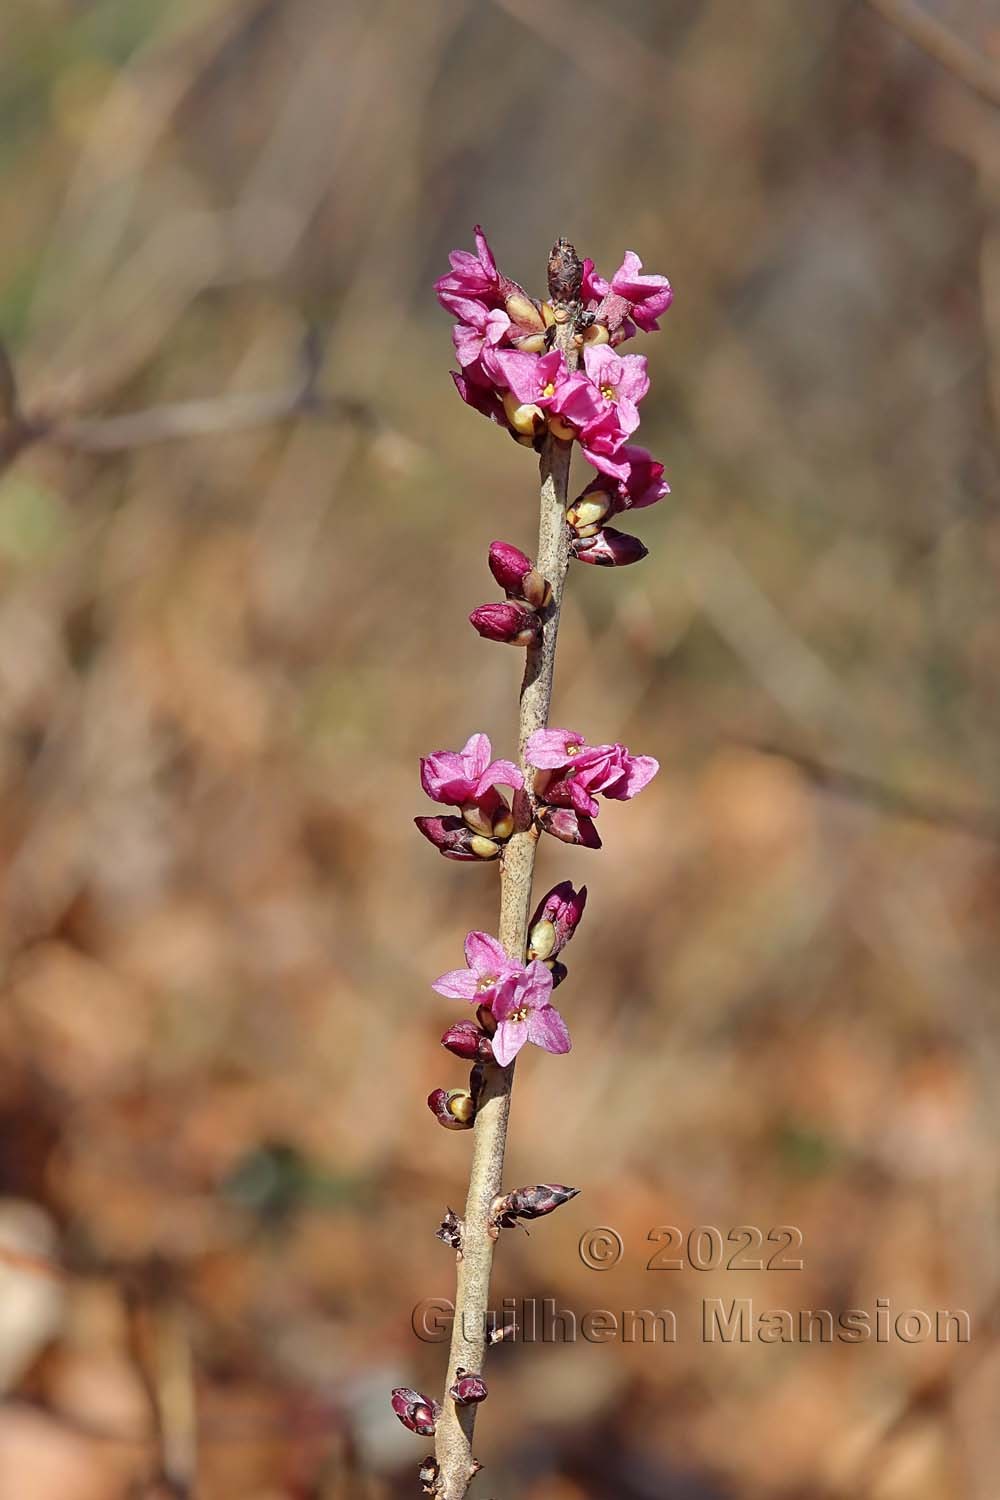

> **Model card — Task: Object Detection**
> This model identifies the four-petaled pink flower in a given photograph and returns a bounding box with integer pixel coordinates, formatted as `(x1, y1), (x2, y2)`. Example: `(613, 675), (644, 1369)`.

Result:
(435, 225), (503, 321)
(420, 733), (522, 807)
(432, 931), (523, 1006)
(491, 962), (570, 1067)
(606, 250), (673, 332)
(577, 346), (649, 438)
(582, 251), (673, 339)
(526, 727), (659, 818)
(494, 349), (590, 420)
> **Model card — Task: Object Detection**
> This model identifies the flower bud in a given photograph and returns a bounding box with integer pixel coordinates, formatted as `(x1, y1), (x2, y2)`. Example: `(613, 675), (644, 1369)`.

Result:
(391, 1388), (441, 1436)
(572, 527), (648, 567)
(490, 1184), (580, 1229)
(513, 331), (547, 354)
(414, 815), (477, 861)
(582, 321), (611, 345)
(548, 236), (584, 305)
(501, 390), (546, 438)
(460, 787), (515, 843)
(415, 815), (499, 861)
(491, 807), (514, 840)
(469, 602), (541, 647)
(449, 1369), (488, 1406)
(527, 918), (556, 961)
(528, 881), (587, 960)
(440, 1019), (482, 1060)
(538, 805), (602, 849)
(418, 1457), (440, 1493)
(476, 1003), (497, 1037)
(547, 415), (577, 441)
(435, 1207), (464, 1251)
(428, 1087), (475, 1130)
(566, 494), (611, 532)
(488, 541), (551, 608)
(540, 300), (557, 328)
(505, 290), (545, 332)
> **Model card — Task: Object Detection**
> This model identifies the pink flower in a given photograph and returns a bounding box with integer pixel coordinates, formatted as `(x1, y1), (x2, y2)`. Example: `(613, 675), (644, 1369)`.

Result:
(581, 252), (673, 340)
(436, 227), (543, 342)
(613, 445), (670, 510)
(608, 250), (673, 332)
(420, 733), (523, 806)
(491, 962), (571, 1067)
(578, 346), (649, 437)
(525, 728), (587, 768)
(492, 349), (591, 422)
(431, 931), (522, 1005)
(525, 728), (659, 818)
(450, 370), (508, 428)
(452, 306), (511, 371)
(581, 258), (609, 305)
(435, 226), (502, 319)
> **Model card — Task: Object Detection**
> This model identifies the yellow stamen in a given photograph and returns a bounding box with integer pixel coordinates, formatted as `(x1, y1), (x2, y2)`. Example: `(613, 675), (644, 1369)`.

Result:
(601, 384), (617, 402)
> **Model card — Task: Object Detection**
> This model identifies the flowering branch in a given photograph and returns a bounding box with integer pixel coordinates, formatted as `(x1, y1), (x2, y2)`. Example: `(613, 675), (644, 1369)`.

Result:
(399, 229), (671, 1498)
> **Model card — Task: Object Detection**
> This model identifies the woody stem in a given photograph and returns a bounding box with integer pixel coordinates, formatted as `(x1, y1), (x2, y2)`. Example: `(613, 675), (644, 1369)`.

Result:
(432, 310), (579, 1499)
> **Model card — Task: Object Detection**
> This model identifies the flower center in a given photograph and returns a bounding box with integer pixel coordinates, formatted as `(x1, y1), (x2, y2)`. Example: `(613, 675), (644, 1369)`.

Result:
(477, 974), (497, 991)
(541, 380), (556, 398)
(565, 743), (580, 756)
(600, 383), (617, 402)
(508, 1005), (529, 1023)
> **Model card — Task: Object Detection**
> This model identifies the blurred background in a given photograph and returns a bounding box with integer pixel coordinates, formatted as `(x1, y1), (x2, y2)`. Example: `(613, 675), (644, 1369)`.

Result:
(1, 0), (999, 1495)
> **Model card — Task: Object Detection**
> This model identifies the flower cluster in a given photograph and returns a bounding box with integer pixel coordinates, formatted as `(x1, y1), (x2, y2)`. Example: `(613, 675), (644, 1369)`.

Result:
(436, 226), (671, 567)
(431, 926), (573, 1071)
(415, 728), (655, 858)
(528, 728), (658, 849)
(415, 733), (522, 860)
(395, 231), (671, 1483)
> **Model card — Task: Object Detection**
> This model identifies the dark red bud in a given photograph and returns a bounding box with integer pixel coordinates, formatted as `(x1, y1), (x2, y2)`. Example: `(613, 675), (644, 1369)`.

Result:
(449, 1369), (488, 1406)
(469, 601), (541, 647)
(415, 816), (499, 861)
(510, 1184), (580, 1219)
(488, 540), (551, 608)
(391, 1388), (441, 1436)
(490, 1184), (580, 1229)
(572, 527), (648, 567)
(528, 881), (587, 960)
(440, 1020), (483, 1061)
(488, 540), (532, 592)
(538, 805), (602, 848)
(428, 1087), (475, 1130)
(435, 1208), (464, 1251)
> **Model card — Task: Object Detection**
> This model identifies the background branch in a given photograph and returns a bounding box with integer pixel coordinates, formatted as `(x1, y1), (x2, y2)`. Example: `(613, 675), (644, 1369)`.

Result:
(866, 0), (1000, 109)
